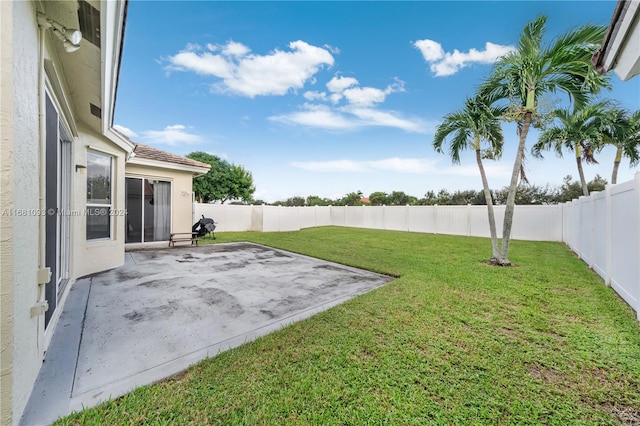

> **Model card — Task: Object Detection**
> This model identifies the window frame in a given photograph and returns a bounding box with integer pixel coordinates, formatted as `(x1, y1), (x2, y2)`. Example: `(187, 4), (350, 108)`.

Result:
(86, 149), (113, 241)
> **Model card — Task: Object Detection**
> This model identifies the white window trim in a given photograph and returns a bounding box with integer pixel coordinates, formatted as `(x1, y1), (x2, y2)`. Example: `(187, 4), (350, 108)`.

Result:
(86, 150), (114, 241)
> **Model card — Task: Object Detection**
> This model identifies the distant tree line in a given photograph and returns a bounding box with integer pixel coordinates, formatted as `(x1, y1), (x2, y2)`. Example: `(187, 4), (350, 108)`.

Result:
(254, 174), (607, 207)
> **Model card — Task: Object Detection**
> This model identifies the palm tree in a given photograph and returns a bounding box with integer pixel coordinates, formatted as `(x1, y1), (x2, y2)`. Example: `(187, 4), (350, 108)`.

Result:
(433, 94), (506, 261)
(598, 108), (640, 184)
(532, 100), (610, 196)
(480, 15), (609, 265)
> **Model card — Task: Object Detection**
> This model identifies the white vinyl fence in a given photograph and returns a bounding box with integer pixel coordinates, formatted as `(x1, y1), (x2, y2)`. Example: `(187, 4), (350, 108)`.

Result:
(194, 172), (640, 318)
(562, 173), (640, 318)
(195, 203), (563, 240)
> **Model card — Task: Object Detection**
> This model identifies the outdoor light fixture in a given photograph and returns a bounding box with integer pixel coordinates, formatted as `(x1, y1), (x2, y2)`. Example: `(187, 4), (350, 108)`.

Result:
(37, 13), (82, 53)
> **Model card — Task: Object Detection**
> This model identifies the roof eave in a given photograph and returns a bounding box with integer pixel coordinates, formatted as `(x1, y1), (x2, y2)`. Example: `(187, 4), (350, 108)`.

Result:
(101, 0), (133, 153)
(128, 157), (211, 176)
(592, 0), (640, 80)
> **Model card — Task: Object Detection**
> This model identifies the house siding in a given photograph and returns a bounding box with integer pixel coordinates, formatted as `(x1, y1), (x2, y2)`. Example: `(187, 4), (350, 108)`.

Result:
(3, 1), (45, 424)
(72, 124), (127, 279)
(1, 3), (129, 424)
(0, 1), (15, 424)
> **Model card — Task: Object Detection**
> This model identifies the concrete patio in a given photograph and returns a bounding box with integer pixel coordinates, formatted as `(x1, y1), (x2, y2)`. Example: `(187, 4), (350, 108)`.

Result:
(20, 242), (393, 425)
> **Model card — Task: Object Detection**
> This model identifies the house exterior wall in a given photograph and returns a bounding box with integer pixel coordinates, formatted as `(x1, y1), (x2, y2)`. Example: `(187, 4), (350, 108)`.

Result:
(125, 163), (197, 237)
(1, 1), (44, 424)
(0, 2), (16, 424)
(72, 123), (127, 279)
(1, 2), (129, 423)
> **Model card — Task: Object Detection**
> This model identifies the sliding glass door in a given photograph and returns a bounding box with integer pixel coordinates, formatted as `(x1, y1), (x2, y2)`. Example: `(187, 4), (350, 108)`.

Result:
(44, 94), (72, 328)
(125, 177), (171, 243)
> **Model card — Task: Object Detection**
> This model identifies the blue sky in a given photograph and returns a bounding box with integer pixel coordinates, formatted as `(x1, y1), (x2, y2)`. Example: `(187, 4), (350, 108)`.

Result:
(114, 1), (640, 203)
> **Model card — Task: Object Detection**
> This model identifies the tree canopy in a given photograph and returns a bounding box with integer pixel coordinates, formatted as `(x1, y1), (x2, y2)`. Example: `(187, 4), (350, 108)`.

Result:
(479, 15), (608, 265)
(186, 152), (255, 204)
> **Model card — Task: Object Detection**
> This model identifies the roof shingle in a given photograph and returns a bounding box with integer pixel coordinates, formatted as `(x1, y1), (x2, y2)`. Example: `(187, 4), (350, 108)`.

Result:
(112, 128), (210, 170)
(131, 143), (211, 169)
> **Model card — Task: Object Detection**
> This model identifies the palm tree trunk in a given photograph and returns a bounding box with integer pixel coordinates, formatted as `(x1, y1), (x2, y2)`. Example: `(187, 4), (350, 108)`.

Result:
(476, 148), (499, 260)
(575, 143), (589, 196)
(497, 111), (532, 266)
(612, 146), (622, 184)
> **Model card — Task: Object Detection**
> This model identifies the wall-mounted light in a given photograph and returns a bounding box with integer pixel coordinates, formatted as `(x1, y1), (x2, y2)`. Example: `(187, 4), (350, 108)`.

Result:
(75, 164), (87, 174)
(37, 13), (82, 53)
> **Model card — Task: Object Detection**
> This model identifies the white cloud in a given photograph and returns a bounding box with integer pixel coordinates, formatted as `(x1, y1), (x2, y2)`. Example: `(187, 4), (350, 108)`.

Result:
(271, 76), (426, 133)
(113, 124), (138, 138)
(325, 76), (404, 107)
(290, 158), (439, 174)
(304, 91), (328, 101)
(222, 41), (251, 57)
(166, 40), (335, 97)
(271, 101), (430, 133)
(413, 39), (444, 61)
(441, 163), (510, 179)
(326, 76), (358, 93)
(270, 104), (358, 131)
(329, 93), (343, 104)
(347, 108), (430, 133)
(368, 158), (438, 173)
(169, 51), (234, 78)
(342, 87), (388, 107)
(140, 124), (202, 146)
(413, 39), (515, 77)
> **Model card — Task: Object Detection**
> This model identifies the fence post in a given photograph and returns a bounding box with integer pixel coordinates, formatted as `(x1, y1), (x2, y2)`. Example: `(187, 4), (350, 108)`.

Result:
(560, 203), (565, 243)
(363, 204), (366, 230)
(434, 204), (438, 234)
(589, 194), (595, 269)
(405, 205), (409, 232)
(382, 205), (386, 230)
(605, 184), (612, 287)
(467, 204), (471, 237)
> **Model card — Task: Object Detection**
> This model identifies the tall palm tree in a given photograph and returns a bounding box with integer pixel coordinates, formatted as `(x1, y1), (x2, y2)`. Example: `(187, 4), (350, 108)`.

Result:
(480, 15), (609, 265)
(433, 94), (506, 261)
(532, 100), (610, 196)
(598, 108), (640, 184)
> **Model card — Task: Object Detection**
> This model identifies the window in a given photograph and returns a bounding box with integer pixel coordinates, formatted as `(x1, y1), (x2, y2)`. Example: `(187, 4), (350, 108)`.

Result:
(86, 150), (112, 240)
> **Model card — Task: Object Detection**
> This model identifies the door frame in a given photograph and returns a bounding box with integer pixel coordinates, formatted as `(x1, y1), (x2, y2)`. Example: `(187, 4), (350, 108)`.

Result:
(125, 176), (173, 243)
(44, 91), (73, 329)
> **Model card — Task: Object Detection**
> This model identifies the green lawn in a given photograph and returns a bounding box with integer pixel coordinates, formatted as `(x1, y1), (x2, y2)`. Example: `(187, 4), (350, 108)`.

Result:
(58, 227), (640, 425)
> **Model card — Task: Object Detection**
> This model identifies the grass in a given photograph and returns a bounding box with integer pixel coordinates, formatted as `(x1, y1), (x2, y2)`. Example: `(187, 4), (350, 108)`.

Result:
(57, 227), (640, 425)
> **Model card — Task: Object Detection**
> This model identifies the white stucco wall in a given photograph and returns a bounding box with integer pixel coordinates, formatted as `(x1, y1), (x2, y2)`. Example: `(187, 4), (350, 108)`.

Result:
(72, 124), (127, 279)
(5, 1), (44, 424)
(2, 2), (129, 423)
(0, 2), (15, 424)
(125, 163), (196, 237)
